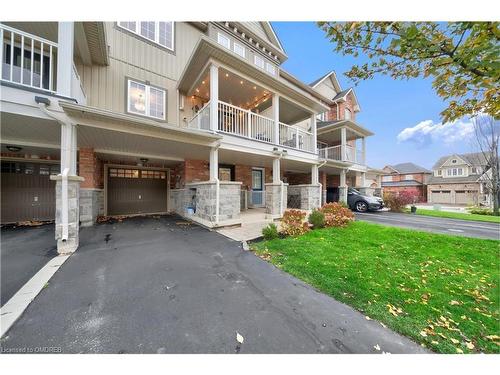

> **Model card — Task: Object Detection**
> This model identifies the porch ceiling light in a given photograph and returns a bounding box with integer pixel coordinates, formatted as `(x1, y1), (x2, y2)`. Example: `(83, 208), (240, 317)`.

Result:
(6, 145), (22, 152)
(140, 158), (149, 163)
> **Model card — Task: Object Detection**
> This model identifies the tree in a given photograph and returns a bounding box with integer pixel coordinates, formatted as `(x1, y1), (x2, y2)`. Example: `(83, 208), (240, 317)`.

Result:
(317, 22), (500, 122)
(472, 116), (500, 215)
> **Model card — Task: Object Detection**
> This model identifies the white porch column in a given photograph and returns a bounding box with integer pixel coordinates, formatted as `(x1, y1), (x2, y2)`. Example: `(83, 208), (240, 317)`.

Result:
(377, 174), (382, 188)
(57, 22), (74, 97)
(272, 94), (280, 145)
(60, 122), (78, 175)
(340, 127), (347, 161)
(209, 147), (219, 181)
(311, 113), (317, 154)
(311, 164), (319, 185)
(339, 169), (348, 204)
(272, 158), (281, 184)
(340, 169), (347, 187)
(361, 137), (366, 165)
(209, 64), (219, 132)
(360, 171), (366, 188)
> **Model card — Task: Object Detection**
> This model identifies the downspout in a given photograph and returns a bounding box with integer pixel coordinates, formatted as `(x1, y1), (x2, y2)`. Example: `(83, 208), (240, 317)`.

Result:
(38, 102), (71, 241)
(317, 160), (327, 206)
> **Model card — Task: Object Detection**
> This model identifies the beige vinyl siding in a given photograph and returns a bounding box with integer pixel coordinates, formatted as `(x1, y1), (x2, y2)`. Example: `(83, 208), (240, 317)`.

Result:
(245, 22), (272, 45)
(313, 80), (338, 100)
(74, 22), (204, 125)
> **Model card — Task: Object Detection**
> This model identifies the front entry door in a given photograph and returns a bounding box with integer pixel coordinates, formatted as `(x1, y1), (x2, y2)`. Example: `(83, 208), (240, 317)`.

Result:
(251, 169), (264, 207)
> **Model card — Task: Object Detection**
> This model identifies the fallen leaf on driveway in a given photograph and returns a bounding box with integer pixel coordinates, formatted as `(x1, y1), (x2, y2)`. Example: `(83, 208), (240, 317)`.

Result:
(374, 344), (381, 351)
(365, 316), (372, 321)
(236, 332), (244, 344)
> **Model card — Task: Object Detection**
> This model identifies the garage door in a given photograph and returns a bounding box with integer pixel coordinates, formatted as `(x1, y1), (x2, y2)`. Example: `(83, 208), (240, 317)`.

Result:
(107, 167), (168, 216)
(1, 161), (59, 223)
(431, 190), (452, 204)
(455, 190), (478, 205)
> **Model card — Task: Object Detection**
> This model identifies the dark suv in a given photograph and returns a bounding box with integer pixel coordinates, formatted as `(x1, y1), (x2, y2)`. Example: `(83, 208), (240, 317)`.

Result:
(347, 187), (384, 212)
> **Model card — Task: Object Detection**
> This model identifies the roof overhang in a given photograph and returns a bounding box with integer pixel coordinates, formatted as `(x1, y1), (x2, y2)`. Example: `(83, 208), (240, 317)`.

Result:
(333, 88), (361, 112)
(177, 37), (330, 113)
(311, 70), (342, 93)
(59, 101), (221, 146)
(318, 120), (374, 137)
(81, 22), (109, 66)
(232, 22), (287, 62)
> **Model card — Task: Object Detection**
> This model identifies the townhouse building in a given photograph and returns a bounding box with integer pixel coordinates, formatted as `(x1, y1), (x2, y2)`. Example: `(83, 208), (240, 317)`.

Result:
(0, 22), (380, 253)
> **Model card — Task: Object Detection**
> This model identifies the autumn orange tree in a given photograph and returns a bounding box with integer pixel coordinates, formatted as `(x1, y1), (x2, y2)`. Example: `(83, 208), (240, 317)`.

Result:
(318, 22), (499, 122)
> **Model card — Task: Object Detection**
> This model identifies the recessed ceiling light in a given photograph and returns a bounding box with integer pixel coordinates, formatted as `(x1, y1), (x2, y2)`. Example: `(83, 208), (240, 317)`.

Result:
(196, 88), (200, 93)
(253, 86), (257, 90)
(240, 80), (244, 84)
(6, 145), (22, 152)
(202, 81), (205, 85)
(225, 73), (229, 77)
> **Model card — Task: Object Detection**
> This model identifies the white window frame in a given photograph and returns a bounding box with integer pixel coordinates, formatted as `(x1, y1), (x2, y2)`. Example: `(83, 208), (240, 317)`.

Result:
(254, 55), (265, 69)
(127, 79), (166, 120)
(118, 22), (174, 51)
(382, 175), (392, 182)
(266, 62), (276, 75)
(233, 42), (246, 58)
(217, 32), (231, 49)
(437, 169), (442, 176)
(447, 169), (452, 176)
(404, 174), (413, 180)
(344, 108), (352, 120)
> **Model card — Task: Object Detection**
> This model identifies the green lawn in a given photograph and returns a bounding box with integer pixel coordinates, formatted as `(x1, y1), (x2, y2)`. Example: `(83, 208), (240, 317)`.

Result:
(407, 208), (500, 223)
(252, 221), (500, 353)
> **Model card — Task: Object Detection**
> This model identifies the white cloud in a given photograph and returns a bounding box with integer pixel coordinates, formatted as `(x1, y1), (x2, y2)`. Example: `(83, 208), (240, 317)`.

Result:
(397, 119), (474, 147)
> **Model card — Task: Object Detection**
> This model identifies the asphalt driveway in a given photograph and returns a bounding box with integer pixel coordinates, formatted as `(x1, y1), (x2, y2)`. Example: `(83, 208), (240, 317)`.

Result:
(1, 224), (57, 306)
(355, 211), (500, 240)
(1, 215), (426, 354)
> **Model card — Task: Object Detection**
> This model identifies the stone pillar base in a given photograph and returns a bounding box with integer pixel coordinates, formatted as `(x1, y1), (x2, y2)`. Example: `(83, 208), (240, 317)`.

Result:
(51, 175), (84, 254)
(80, 188), (104, 226)
(287, 184), (321, 211)
(265, 183), (288, 218)
(338, 186), (348, 204)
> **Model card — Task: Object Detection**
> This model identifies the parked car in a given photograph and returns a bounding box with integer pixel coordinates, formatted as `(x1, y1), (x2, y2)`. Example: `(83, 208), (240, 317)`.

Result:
(347, 188), (384, 212)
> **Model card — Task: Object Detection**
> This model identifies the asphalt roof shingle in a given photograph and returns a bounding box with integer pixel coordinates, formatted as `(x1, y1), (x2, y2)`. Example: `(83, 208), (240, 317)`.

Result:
(432, 152), (489, 170)
(386, 162), (432, 174)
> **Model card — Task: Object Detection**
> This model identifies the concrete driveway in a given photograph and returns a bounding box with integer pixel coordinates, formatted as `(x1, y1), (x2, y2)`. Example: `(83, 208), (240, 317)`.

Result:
(1, 224), (57, 306)
(355, 211), (500, 240)
(1, 215), (426, 354)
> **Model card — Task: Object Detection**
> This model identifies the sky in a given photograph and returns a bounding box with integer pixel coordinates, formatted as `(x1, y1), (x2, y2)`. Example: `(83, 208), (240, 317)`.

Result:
(271, 22), (478, 170)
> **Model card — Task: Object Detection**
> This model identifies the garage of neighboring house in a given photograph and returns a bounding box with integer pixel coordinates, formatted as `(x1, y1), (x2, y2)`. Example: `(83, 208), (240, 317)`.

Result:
(1, 160), (60, 223)
(455, 190), (478, 205)
(106, 166), (169, 216)
(430, 190), (452, 204)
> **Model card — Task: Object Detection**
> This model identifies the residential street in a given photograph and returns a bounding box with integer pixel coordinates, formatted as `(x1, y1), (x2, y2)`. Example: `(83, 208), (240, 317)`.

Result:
(1, 216), (426, 354)
(355, 211), (500, 240)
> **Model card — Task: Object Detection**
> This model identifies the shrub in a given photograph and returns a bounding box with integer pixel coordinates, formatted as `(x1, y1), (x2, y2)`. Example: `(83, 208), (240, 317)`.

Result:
(308, 209), (325, 229)
(262, 223), (279, 240)
(281, 209), (309, 237)
(320, 202), (354, 227)
(469, 208), (494, 216)
(383, 190), (420, 212)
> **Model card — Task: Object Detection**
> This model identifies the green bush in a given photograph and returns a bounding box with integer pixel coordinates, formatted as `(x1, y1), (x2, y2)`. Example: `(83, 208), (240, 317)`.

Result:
(262, 223), (279, 240)
(469, 208), (494, 216)
(308, 209), (325, 229)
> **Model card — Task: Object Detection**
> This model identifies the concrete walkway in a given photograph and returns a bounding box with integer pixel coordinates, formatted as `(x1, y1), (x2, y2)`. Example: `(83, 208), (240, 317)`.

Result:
(217, 208), (277, 241)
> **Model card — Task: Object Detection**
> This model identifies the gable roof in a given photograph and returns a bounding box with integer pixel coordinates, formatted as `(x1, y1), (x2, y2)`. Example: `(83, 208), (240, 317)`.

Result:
(386, 162), (431, 174)
(432, 152), (490, 170)
(309, 71), (342, 92)
(234, 22), (286, 59)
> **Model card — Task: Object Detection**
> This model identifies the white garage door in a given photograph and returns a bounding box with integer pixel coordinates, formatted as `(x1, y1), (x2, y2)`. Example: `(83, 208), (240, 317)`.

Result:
(455, 190), (478, 205)
(431, 190), (452, 204)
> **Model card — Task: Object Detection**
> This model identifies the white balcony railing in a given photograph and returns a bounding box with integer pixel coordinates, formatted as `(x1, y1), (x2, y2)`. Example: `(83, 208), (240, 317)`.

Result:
(279, 122), (314, 153)
(1, 24), (58, 92)
(187, 102), (211, 130)
(319, 144), (365, 164)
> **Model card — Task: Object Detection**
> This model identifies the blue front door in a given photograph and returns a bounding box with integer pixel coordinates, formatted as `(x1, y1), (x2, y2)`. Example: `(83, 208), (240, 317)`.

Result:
(251, 169), (264, 207)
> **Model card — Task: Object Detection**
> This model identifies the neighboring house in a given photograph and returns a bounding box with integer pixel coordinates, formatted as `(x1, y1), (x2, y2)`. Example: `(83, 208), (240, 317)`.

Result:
(427, 152), (491, 206)
(382, 162), (432, 202)
(0, 22), (377, 254)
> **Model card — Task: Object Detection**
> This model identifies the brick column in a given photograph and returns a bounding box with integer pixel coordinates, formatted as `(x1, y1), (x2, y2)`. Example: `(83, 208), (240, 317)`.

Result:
(78, 148), (103, 226)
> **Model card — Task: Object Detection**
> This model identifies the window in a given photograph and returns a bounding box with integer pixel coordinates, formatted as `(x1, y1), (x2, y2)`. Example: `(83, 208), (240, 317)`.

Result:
(447, 169), (452, 176)
(317, 112), (327, 121)
(344, 108), (352, 120)
(266, 62), (276, 75)
(457, 168), (463, 175)
(404, 174), (413, 180)
(471, 167), (478, 174)
(109, 168), (140, 178)
(118, 21), (174, 51)
(217, 32), (230, 49)
(451, 159), (457, 164)
(233, 42), (245, 58)
(437, 169), (442, 176)
(382, 176), (392, 182)
(141, 170), (166, 179)
(254, 55), (265, 69)
(127, 79), (166, 120)
(453, 168), (457, 176)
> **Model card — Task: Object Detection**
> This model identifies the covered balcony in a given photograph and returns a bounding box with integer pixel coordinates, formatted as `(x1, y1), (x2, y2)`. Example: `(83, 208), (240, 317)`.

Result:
(317, 119), (373, 166)
(184, 65), (316, 153)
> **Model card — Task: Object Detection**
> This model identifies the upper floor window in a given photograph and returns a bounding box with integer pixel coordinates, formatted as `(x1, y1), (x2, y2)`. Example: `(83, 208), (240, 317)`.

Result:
(254, 55), (265, 69)
(118, 22), (174, 51)
(233, 42), (245, 58)
(404, 174), (413, 180)
(217, 33), (231, 49)
(447, 169), (452, 176)
(127, 79), (166, 120)
(266, 62), (276, 75)
(317, 112), (327, 122)
(344, 108), (352, 120)
(451, 159), (457, 164)
(471, 167), (479, 174)
(437, 169), (442, 175)
(382, 176), (392, 182)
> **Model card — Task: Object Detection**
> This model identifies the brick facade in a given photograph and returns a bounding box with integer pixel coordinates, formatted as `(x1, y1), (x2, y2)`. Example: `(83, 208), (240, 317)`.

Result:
(323, 91), (357, 122)
(78, 148), (103, 189)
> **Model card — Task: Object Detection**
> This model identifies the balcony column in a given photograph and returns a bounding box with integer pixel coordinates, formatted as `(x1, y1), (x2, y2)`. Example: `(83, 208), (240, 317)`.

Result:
(311, 113), (317, 154)
(362, 137), (366, 165)
(272, 158), (281, 184)
(339, 169), (348, 204)
(340, 126), (347, 161)
(209, 63), (219, 132)
(311, 164), (319, 185)
(272, 94), (280, 145)
(209, 146), (219, 181)
(57, 22), (75, 97)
